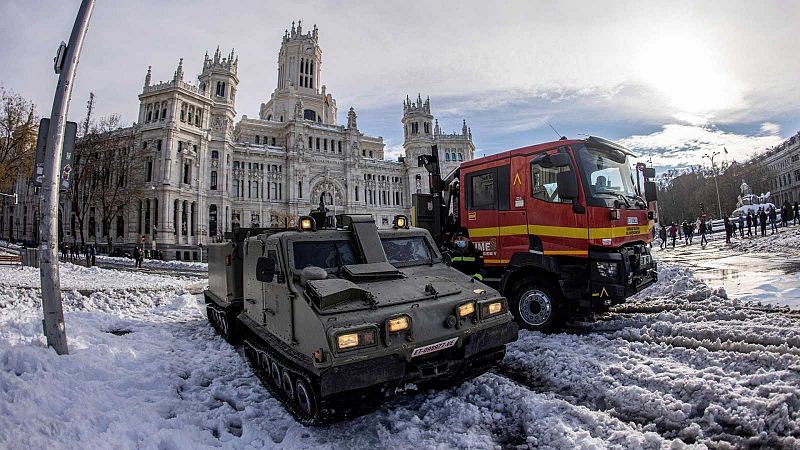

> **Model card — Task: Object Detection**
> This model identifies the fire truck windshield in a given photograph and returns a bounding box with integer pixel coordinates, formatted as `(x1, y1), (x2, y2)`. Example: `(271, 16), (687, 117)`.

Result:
(575, 145), (641, 208)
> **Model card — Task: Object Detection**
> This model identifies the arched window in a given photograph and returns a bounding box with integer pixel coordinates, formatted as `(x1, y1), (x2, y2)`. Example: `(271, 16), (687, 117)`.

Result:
(180, 103), (186, 122)
(255, 135), (260, 144)
(458, 152), (463, 161)
(211, 150), (219, 159)
(444, 152), (450, 161)
(304, 109), (317, 121)
(210, 171), (218, 190)
(216, 81), (226, 97)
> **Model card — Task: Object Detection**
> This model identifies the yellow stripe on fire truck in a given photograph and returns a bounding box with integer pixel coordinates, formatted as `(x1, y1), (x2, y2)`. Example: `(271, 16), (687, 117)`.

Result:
(469, 224), (652, 240)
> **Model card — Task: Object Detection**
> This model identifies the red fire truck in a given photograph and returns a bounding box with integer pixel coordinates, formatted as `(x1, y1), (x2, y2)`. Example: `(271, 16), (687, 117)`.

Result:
(415, 136), (658, 332)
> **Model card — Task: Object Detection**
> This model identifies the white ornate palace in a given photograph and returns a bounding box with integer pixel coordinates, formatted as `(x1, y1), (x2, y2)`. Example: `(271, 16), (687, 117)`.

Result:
(0, 21), (475, 260)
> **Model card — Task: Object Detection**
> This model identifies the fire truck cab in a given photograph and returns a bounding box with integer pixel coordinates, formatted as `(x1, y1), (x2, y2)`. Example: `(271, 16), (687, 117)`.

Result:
(426, 136), (658, 332)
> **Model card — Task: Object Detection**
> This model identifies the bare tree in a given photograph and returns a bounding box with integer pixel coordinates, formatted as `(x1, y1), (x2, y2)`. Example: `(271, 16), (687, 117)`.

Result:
(90, 115), (143, 251)
(0, 87), (37, 191)
(657, 159), (772, 223)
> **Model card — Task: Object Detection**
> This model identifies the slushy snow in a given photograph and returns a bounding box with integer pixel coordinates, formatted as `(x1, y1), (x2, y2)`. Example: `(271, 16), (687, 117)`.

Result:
(2, 234), (800, 448)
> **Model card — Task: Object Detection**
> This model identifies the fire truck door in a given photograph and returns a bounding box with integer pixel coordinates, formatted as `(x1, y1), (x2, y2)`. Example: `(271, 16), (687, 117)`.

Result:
(464, 167), (501, 262)
(499, 157), (529, 262)
(527, 156), (586, 256)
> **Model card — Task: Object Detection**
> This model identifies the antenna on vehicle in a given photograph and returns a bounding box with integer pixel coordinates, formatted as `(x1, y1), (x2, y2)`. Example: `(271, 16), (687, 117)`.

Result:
(548, 123), (566, 140)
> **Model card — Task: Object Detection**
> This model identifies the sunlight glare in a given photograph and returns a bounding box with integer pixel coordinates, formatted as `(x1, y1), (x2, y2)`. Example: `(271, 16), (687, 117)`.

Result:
(637, 35), (741, 120)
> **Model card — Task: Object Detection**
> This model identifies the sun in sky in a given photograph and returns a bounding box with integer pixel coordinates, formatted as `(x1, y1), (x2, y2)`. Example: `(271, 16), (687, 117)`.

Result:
(635, 33), (744, 123)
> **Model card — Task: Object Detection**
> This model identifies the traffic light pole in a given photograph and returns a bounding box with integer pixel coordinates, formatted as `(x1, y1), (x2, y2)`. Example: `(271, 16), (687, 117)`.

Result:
(39, 0), (96, 355)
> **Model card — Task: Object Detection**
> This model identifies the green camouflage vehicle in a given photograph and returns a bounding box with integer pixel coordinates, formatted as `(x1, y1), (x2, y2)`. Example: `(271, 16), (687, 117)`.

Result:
(204, 213), (518, 424)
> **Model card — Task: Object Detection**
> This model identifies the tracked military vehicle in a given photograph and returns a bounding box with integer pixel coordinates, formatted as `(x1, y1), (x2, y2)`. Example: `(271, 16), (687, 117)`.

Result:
(204, 213), (518, 424)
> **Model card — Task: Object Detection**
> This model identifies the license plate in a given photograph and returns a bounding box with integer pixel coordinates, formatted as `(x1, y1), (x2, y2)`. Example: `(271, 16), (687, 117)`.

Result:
(411, 337), (458, 358)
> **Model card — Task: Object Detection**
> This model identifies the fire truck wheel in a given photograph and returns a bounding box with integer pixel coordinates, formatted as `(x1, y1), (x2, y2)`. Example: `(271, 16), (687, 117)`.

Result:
(510, 280), (565, 333)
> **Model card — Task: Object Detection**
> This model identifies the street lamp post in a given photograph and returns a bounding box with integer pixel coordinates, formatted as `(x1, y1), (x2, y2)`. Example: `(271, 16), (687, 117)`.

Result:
(703, 151), (723, 220)
(38, 0), (96, 355)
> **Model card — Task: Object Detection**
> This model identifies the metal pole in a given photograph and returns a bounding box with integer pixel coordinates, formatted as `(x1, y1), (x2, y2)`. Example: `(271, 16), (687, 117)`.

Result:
(39, 0), (96, 355)
(713, 169), (723, 219)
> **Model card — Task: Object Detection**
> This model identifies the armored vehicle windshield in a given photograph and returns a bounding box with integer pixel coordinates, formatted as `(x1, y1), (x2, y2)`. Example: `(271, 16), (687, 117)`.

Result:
(293, 239), (359, 271)
(380, 236), (433, 266)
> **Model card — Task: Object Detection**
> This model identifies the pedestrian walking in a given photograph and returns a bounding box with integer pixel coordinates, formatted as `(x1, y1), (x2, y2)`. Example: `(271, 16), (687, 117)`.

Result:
(90, 245), (96, 267)
(700, 218), (708, 247)
(746, 212), (753, 237)
(769, 206), (778, 234)
(669, 222), (678, 249)
(737, 213), (744, 238)
(781, 201), (791, 227)
(794, 201), (799, 226)
(659, 225), (668, 249)
(759, 208), (768, 237)
(137, 246), (144, 268)
(724, 217), (732, 244)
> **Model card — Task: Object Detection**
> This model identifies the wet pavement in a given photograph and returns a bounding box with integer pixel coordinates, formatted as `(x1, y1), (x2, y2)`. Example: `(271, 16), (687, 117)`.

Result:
(654, 231), (800, 309)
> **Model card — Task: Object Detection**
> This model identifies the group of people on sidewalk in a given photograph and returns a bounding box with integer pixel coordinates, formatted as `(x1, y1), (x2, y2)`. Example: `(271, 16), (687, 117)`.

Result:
(658, 201), (799, 249)
(59, 242), (96, 267)
(58, 242), (150, 268)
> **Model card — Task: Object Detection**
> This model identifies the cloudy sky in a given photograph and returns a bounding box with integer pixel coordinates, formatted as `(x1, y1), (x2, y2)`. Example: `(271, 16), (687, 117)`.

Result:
(2, 0), (799, 173)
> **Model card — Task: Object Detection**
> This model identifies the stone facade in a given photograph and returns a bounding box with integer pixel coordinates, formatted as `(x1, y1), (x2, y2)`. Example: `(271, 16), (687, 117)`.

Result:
(760, 131), (800, 206)
(0, 21), (475, 260)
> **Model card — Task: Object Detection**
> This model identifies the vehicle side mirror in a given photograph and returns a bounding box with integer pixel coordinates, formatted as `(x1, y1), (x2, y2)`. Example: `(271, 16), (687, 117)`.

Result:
(256, 256), (276, 282)
(548, 153), (572, 167)
(644, 181), (657, 202)
(556, 170), (580, 200)
(642, 167), (656, 179)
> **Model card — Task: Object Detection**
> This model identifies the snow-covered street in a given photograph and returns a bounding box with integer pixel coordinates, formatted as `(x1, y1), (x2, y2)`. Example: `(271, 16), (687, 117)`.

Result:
(2, 232), (800, 449)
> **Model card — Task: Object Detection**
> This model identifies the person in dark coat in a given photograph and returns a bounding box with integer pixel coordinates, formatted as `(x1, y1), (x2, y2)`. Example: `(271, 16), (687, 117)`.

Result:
(659, 225), (668, 249)
(737, 213), (744, 238)
(769, 206), (778, 234)
(794, 201), (799, 225)
(723, 217), (732, 244)
(759, 209), (768, 237)
(746, 212), (753, 237)
(669, 223), (678, 248)
(449, 233), (485, 280)
(90, 245), (96, 267)
(133, 246), (142, 268)
(781, 204), (789, 227)
(699, 218), (708, 247)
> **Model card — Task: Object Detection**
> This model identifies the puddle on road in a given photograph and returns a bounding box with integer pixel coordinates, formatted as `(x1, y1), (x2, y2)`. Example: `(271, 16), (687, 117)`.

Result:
(654, 241), (800, 310)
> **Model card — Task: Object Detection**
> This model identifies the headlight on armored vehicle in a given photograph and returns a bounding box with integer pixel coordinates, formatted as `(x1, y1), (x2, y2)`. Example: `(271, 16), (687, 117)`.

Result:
(480, 300), (505, 318)
(457, 302), (476, 318)
(387, 315), (410, 333)
(596, 261), (619, 279)
(336, 328), (377, 351)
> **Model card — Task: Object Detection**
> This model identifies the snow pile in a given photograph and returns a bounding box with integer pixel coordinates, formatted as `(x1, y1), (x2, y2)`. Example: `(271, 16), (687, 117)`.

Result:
(0, 240), (22, 252)
(731, 202), (776, 217)
(0, 283), (687, 449)
(95, 254), (208, 272)
(0, 263), (205, 292)
(503, 262), (800, 448)
(1, 258), (799, 448)
(730, 225), (800, 255)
